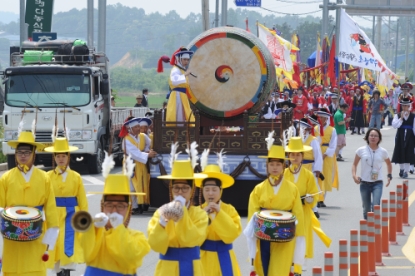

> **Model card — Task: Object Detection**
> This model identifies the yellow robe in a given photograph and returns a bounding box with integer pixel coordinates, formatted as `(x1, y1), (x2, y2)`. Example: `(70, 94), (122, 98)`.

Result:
(147, 206), (208, 276)
(302, 135), (317, 172)
(46, 168), (88, 268)
(200, 202), (242, 276)
(320, 126), (339, 192)
(80, 224), (150, 275)
(248, 178), (305, 276)
(124, 134), (149, 205)
(284, 166), (318, 258)
(0, 167), (59, 276)
(166, 65), (195, 124)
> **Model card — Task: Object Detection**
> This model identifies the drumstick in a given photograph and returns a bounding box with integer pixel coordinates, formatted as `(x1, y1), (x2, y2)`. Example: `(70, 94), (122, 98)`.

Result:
(300, 191), (323, 199)
(175, 64), (197, 78)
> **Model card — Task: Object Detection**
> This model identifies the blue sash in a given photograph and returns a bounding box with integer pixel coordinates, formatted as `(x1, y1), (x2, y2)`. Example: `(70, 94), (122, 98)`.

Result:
(353, 107), (363, 111)
(302, 160), (314, 164)
(84, 266), (135, 276)
(201, 240), (233, 276)
(166, 87), (186, 99)
(160, 246), (200, 276)
(400, 125), (413, 129)
(55, 197), (78, 257)
(322, 143), (329, 146)
(35, 205), (44, 212)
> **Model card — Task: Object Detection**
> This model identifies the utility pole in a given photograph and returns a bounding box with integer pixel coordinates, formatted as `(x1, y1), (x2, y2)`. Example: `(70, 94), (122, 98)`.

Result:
(395, 19), (399, 73)
(87, 0), (94, 48)
(372, 16), (376, 44)
(321, 0), (329, 42)
(388, 16), (391, 67)
(215, 0), (220, 27)
(98, 0), (106, 53)
(376, 16), (382, 53)
(335, 0), (341, 56)
(405, 18), (410, 79)
(221, 0), (228, 26)
(19, 0), (25, 47)
(201, 0), (209, 31)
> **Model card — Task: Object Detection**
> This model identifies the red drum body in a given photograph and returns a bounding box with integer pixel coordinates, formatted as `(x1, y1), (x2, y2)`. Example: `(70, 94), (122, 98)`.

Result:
(1, 206), (43, 241)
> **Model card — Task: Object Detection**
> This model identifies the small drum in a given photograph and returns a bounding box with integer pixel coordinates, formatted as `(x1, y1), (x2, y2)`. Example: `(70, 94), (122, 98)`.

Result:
(254, 210), (296, 242)
(1, 206), (43, 241)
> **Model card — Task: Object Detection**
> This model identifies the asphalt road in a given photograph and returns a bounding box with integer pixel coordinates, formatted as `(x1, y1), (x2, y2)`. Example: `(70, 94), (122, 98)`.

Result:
(1, 124), (414, 276)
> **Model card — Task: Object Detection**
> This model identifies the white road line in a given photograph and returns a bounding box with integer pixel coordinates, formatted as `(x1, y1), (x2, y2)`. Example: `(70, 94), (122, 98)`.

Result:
(82, 175), (104, 185)
(86, 194), (96, 197)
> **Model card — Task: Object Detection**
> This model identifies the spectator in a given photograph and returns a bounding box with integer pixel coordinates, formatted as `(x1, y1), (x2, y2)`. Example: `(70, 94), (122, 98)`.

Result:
(111, 96), (115, 107)
(382, 89), (394, 127)
(134, 95), (143, 107)
(334, 103), (351, 161)
(368, 90), (387, 129)
(352, 128), (392, 219)
(142, 88), (149, 107)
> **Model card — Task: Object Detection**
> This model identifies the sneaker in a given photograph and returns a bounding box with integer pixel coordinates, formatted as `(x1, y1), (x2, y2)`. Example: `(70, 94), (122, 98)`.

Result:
(314, 211), (320, 219)
(319, 201), (327, 207)
(337, 156), (344, 161)
(403, 172), (408, 179)
(399, 169), (404, 177)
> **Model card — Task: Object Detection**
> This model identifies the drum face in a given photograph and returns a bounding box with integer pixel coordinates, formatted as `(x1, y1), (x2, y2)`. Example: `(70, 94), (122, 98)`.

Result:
(254, 210), (296, 242)
(187, 27), (275, 118)
(1, 207), (43, 241)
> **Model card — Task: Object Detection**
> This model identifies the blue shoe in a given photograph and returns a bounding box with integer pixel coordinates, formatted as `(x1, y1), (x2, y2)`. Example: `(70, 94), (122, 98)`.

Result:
(403, 172), (408, 179)
(399, 169), (404, 177)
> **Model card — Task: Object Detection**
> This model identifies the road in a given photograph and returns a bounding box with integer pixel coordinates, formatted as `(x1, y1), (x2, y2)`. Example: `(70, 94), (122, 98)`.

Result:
(0, 125), (414, 275)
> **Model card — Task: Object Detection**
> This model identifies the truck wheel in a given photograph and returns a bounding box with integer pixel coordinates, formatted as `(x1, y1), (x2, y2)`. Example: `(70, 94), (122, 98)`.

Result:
(7, 155), (16, 169)
(88, 141), (104, 174)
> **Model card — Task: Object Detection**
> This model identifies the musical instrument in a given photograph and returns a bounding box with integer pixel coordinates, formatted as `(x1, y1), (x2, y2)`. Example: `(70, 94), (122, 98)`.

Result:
(1, 206), (43, 241)
(159, 200), (184, 222)
(186, 27), (276, 118)
(71, 211), (98, 232)
(254, 210), (296, 242)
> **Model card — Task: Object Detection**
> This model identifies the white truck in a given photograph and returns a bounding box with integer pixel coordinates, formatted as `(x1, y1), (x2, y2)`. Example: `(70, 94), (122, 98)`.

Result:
(1, 40), (147, 173)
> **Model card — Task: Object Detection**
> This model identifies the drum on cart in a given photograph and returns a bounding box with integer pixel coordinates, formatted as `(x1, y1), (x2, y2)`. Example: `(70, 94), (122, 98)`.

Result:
(187, 26), (276, 118)
(254, 210), (296, 242)
(1, 206), (43, 241)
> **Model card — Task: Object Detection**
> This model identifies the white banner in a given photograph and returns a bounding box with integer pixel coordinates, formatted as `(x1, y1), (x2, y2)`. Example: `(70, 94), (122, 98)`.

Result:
(338, 9), (395, 76)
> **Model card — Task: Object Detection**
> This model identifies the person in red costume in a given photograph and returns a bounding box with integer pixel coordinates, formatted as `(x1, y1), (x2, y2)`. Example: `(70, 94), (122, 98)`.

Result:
(292, 88), (310, 120)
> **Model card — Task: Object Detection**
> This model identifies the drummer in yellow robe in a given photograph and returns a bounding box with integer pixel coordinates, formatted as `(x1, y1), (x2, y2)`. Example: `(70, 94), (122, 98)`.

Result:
(120, 117), (157, 214)
(284, 137), (330, 271)
(80, 154), (151, 275)
(44, 137), (88, 275)
(245, 145), (305, 276)
(0, 131), (59, 276)
(195, 155), (242, 276)
(148, 160), (209, 276)
(166, 47), (195, 124)
(316, 108), (339, 207)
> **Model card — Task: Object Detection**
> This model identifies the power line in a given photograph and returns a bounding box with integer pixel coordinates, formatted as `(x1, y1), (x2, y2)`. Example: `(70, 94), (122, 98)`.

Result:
(260, 7), (321, 15)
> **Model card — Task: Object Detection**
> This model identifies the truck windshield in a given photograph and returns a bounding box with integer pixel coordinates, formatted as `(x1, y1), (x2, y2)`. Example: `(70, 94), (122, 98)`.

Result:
(5, 74), (91, 108)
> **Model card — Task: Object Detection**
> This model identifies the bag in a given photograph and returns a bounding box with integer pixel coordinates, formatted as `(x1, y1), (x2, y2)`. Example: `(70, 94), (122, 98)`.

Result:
(72, 44), (89, 62)
(23, 50), (53, 64)
(73, 39), (87, 46)
(57, 43), (73, 62)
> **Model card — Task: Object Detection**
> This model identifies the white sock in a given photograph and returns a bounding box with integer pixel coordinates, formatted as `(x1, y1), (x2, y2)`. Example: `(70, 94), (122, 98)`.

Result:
(400, 164), (405, 170)
(404, 163), (410, 173)
(339, 148), (343, 155)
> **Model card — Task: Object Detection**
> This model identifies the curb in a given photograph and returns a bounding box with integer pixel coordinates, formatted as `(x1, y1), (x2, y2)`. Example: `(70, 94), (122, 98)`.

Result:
(0, 163), (7, 171)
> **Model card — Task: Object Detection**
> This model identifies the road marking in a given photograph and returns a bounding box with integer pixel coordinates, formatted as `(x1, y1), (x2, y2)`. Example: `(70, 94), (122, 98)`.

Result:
(381, 127), (391, 130)
(86, 194), (96, 197)
(82, 175), (104, 185)
(409, 189), (415, 207)
(383, 256), (411, 259)
(376, 266), (415, 269)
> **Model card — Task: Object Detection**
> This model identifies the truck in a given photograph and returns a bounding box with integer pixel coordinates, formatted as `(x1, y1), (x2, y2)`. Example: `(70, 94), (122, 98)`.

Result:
(1, 40), (147, 173)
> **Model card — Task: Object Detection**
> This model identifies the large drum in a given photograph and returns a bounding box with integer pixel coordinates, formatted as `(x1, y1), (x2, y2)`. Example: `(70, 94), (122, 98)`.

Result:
(187, 27), (276, 118)
(254, 210), (296, 242)
(1, 206), (43, 241)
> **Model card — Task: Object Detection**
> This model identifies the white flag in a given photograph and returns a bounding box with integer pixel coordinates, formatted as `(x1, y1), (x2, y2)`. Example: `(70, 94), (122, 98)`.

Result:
(338, 9), (395, 77)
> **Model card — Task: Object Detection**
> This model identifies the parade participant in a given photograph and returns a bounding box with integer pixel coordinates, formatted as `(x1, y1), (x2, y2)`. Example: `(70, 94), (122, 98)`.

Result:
(120, 117), (157, 214)
(316, 108), (339, 207)
(165, 47), (195, 123)
(44, 138), (88, 276)
(274, 100), (296, 119)
(334, 103), (351, 162)
(0, 130), (59, 276)
(283, 137), (327, 270)
(148, 159), (209, 276)
(368, 90), (387, 129)
(352, 128), (392, 219)
(195, 152), (242, 276)
(245, 144), (305, 276)
(261, 93), (277, 119)
(346, 88), (355, 130)
(397, 82), (415, 112)
(391, 98), (415, 178)
(328, 94), (339, 115)
(351, 86), (366, 135)
(292, 87), (309, 120)
(308, 88), (320, 113)
(81, 154), (150, 275)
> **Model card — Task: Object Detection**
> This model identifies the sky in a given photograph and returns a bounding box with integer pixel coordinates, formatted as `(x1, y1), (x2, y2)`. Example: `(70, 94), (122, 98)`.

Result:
(2, 0), (373, 27)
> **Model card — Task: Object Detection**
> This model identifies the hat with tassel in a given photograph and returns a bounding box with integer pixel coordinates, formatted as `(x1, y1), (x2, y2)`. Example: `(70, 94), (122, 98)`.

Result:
(157, 55), (171, 73)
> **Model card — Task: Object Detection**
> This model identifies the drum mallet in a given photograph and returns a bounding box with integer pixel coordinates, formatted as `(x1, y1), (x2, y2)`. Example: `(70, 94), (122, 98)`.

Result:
(396, 184), (404, 235)
(367, 212), (378, 275)
(389, 191), (398, 245)
(350, 230), (359, 276)
(360, 219), (369, 276)
(324, 252), (334, 276)
(402, 180), (410, 226)
(312, 267), (323, 276)
(381, 199), (391, 256)
(374, 205), (384, 266)
(338, 240), (348, 276)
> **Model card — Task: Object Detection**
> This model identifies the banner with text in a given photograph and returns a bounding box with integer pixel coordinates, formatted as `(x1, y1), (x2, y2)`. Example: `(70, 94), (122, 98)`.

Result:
(25, 0), (54, 39)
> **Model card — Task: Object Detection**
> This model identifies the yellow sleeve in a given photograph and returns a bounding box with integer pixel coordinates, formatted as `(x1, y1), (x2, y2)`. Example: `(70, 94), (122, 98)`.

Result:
(174, 207), (208, 247)
(0, 172), (6, 207)
(210, 204), (242, 244)
(81, 226), (105, 263)
(292, 188), (305, 237)
(147, 210), (170, 254)
(75, 173), (88, 211)
(105, 226), (150, 268)
(44, 174), (59, 228)
(248, 186), (261, 221)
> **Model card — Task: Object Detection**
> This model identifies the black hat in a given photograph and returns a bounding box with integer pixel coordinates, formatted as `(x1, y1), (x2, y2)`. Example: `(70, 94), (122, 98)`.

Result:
(400, 97), (413, 106)
(276, 101), (296, 109)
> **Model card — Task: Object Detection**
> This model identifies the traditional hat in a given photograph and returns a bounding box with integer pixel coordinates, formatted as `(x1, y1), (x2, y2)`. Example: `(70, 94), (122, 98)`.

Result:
(400, 97), (413, 106)
(139, 118), (152, 127)
(124, 117), (141, 128)
(299, 118), (313, 129)
(145, 112), (153, 118)
(170, 47), (194, 66)
(307, 115), (319, 125)
(158, 160), (207, 180)
(285, 137), (312, 153)
(44, 137), (78, 153)
(330, 93), (339, 99)
(157, 55), (171, 73)
(276, 100), (296, 109)
(90, 174), (144, 195)
(195, 164), (234, 189)
(258, 145), (293, 160)
(401, 82), (413, 90)
(7, 131), (45, 150)
(316, 108), (332, 118)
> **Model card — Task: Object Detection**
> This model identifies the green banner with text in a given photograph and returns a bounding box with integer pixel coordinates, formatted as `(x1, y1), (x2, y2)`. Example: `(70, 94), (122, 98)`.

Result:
(25, 0), (54, 39)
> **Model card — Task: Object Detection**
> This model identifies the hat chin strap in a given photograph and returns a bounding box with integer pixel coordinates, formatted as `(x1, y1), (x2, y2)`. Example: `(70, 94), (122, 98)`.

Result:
(16, 152), (35, 174)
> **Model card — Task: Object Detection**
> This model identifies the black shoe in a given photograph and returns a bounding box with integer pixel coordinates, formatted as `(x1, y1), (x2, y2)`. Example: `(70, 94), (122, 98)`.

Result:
(351, 131), (355, 135)
(314, 211), (320, 219)
(362, 130), (365, 134)
(410, 170), (414, 174)
(143, 204), (150, 211)
(357, 132), (361, 135)
(337, 156), (344, 161)
(338, 154), (343, 159)
(132, 208), (140, 215)
(399, 169), (404, 177)
(138, 204), (144, 214)
(319, 201), (327, 207)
